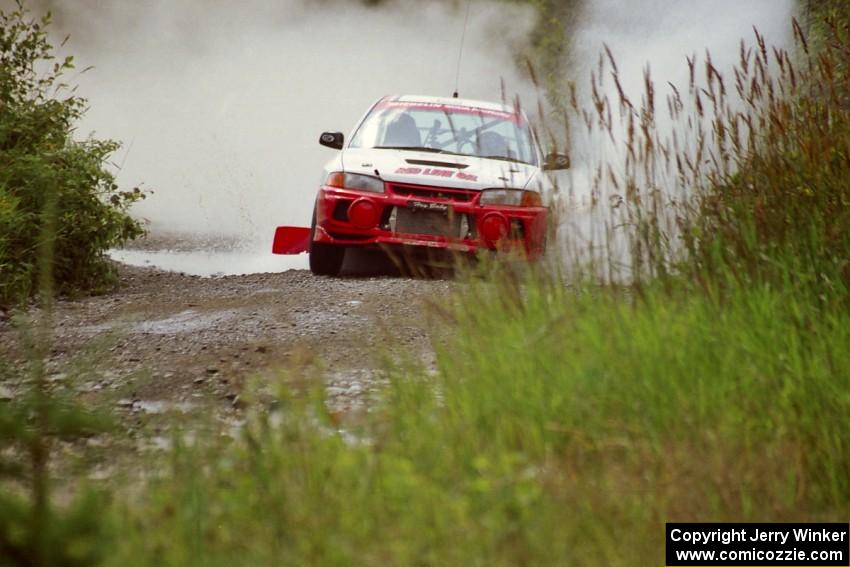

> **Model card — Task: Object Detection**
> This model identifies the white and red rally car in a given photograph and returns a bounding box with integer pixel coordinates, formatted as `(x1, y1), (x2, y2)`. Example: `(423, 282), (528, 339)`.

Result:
(273, 94), (569, 275)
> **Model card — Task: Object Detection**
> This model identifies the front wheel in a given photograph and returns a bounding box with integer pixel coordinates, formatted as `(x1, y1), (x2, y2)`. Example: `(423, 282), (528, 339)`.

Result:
(309, 206), (345, 276)
(309, 241), (345, 276)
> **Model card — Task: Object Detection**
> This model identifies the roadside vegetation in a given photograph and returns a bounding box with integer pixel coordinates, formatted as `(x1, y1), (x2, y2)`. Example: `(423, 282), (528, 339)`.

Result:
(1, 5), (126, 564)
(2, 1), (849, 565)
(0, 2), (143, 306)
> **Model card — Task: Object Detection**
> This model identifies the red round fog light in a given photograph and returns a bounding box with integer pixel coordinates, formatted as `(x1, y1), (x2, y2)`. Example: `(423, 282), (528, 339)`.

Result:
(479, 213), (509, 247)
(348, 198), (380, 229)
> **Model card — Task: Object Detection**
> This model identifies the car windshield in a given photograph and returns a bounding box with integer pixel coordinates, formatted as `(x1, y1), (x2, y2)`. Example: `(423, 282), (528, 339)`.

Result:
(349, 100), (538, 166)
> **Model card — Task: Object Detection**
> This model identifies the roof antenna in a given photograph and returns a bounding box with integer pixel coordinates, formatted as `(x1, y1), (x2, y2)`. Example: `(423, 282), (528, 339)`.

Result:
(453, 0), (472, 99)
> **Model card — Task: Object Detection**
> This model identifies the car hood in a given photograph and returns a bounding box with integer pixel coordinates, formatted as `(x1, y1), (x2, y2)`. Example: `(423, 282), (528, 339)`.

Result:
(340, 148), (540, 192)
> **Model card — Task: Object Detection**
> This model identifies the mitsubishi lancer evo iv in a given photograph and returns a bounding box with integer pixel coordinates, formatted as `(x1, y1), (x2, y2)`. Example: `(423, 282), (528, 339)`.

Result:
(272, 94), (570, 276)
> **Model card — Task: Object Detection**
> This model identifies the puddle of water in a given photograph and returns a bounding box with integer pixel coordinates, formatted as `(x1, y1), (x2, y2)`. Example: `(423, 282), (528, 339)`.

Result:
(134, 309), (239, 335)
(324, 368), (387, 414)
(134, 400), (197, 414)
(82, 309), (241, 336)
(109, 248), (308, 277)
(117, 399), (197, 414)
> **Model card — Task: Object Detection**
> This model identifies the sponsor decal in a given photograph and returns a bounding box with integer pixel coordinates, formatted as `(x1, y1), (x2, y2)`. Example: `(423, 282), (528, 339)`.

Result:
(423, 168), (453, 178)
(394, 167), (479, 182)
(377, 100), (525, 124)
(408, 200), (450, 213)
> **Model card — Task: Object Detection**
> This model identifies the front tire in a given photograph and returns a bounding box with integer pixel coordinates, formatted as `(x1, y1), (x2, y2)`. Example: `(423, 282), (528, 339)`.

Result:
(309, 241), (345, 276)
(309, 206), (345, 276)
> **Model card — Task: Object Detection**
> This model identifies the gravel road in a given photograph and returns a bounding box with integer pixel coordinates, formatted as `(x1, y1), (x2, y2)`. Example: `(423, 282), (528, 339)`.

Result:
(0, 262), (452, 431)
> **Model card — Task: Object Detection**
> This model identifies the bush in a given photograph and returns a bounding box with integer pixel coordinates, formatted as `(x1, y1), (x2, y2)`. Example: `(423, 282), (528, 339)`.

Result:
(0, 2), (144, 305)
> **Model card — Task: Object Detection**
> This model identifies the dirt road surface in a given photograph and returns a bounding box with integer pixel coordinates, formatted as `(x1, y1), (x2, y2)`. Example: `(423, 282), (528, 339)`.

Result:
(0, 262), (451, 440)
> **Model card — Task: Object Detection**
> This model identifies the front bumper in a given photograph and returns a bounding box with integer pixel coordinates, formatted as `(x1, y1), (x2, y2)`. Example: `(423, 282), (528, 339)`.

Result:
(312, 183), (548, 257)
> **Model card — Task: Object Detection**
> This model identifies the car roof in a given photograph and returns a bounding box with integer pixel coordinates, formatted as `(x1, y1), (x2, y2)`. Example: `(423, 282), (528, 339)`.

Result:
(384, 94), (519, 115)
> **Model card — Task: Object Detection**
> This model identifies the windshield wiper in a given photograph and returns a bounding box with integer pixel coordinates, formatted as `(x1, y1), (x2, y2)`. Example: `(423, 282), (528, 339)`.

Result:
(376, 146), (534, 166)
(375, 145), (454, 154)
(481, 155), (534, 166)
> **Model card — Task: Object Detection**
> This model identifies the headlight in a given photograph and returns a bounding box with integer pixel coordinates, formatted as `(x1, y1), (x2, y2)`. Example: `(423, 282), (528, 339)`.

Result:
(326, 171), (385, 193)
(479, 188), (542, 207)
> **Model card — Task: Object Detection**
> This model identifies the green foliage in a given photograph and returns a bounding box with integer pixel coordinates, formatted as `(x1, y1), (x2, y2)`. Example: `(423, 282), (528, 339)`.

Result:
(0, 2), (144, 305)
(0, 487), (111, 567)
(0, 185), (115, 565)
(0, 239), (115, 566)
(804, 0), (850, 43)
(0, 4), (124, 565)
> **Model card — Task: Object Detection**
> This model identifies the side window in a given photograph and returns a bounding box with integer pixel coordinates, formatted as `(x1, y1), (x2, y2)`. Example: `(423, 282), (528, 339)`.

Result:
(351, 108), (402, 148)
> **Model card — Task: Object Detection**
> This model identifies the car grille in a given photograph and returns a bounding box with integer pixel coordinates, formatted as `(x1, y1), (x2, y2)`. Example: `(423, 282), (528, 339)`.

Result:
(388, 183), (477, 202)
(396, 208), (461, 237)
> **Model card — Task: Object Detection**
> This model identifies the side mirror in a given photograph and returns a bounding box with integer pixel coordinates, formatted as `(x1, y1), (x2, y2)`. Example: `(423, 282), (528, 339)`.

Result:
(543, 153), (570, 171)
(319, 131), (344, 150)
